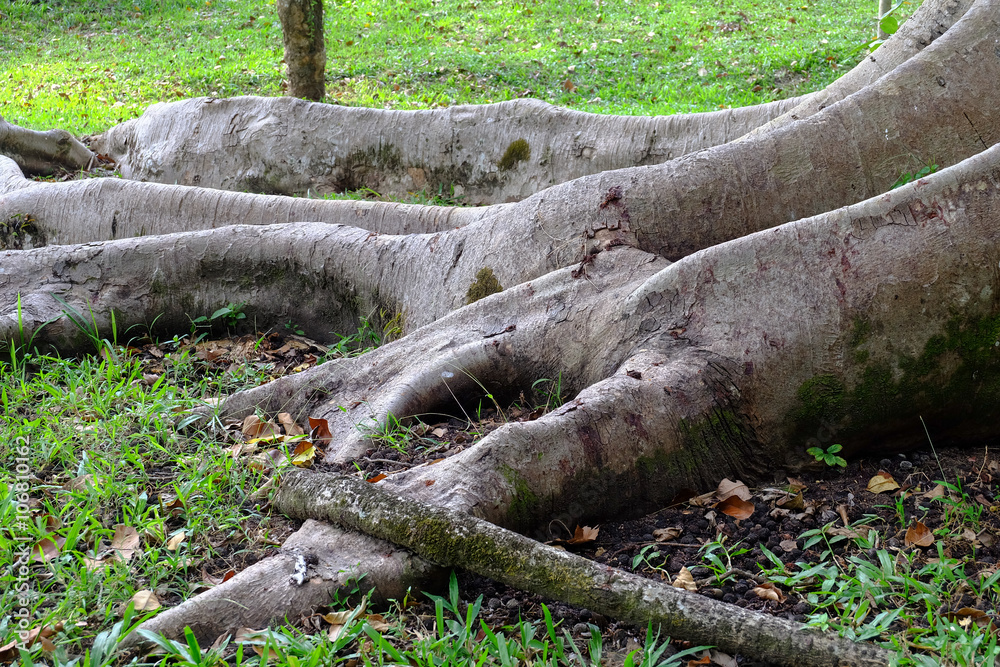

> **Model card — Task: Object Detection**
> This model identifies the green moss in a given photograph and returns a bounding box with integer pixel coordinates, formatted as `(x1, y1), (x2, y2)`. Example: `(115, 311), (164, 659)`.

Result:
(498, 138), (530, 171)
(791, 312), (1000, 447)
(499, 464), (540, 528)
(466, 267), (503, 305)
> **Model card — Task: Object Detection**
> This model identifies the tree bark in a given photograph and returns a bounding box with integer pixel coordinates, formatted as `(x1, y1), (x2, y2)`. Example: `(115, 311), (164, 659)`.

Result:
(2, 0), (999, 658)
(277, 0), (326, 102)
(0, 116), (95, 175)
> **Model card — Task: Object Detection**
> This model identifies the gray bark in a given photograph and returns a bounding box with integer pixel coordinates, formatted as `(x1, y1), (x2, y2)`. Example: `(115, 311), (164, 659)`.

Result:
(277, 0), (326, 101)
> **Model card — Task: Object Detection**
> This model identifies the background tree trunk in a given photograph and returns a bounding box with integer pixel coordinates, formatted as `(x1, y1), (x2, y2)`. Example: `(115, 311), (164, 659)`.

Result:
(277, 0), (326, 101)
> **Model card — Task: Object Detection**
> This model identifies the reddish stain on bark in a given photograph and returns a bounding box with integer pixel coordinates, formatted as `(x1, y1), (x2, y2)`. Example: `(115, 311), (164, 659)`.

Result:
(578, 423), (604, 467)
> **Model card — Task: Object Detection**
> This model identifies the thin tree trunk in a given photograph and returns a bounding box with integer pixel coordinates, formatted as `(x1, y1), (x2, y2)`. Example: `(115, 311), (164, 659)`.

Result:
(277, 0), (326, 101)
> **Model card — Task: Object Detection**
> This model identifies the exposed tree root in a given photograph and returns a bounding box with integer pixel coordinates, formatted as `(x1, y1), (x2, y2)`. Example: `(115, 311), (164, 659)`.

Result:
(121, 521), (439, 650)
(266, 470), (890, 667)
(0, 117), (95, 176)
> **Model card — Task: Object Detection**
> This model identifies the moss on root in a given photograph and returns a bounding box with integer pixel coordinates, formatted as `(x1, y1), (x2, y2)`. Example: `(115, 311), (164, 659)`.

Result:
(498, 139), (530, 171)
(466, 267), (503, 304)
(791, 312), (1000, 452)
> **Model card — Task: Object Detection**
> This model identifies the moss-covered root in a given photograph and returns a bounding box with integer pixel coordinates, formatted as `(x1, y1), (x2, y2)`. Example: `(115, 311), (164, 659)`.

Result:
(273, 470), (890, 667)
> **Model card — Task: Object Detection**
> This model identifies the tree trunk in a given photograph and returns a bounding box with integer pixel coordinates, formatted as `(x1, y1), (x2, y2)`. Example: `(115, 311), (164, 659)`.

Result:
(3, 0), (999, 657)
(277, 0), (326, 102)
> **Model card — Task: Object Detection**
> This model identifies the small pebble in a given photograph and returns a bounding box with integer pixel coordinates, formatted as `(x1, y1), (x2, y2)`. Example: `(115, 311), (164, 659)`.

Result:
(572, 623), (590, 636)
(899, 460), (913, 470)
(505, 599), (519, 609)
(488, 597), (502, 609)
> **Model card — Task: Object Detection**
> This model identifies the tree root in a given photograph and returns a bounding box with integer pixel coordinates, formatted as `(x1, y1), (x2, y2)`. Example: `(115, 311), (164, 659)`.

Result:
(0, 117), (96, 175)
(266, 470), (890, 667)
(121, 520), (440, 650)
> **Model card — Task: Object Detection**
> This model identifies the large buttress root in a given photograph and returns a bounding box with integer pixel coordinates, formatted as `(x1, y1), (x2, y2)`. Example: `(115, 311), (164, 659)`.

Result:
(85, 0), (969, 206)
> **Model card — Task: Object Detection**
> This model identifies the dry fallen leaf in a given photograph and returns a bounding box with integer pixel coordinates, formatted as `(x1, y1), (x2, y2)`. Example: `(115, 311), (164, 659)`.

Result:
(131, 590), (161, 612)
(922, 483), (946, 500)
(566, 525), (599, 546)
(367, 473), (387, 483)
(308, 417), (333, 446)
(31, 536), (66, 563)
(867, 471), (900, 494)
(277, 412), (305, 436)
(717, 496), (755, 520)
(944, 607), (996, 632)
(165, 531), (186, 551)
(779, 539), (798, 552)
(242, 414), (279, 439)
(653, 527), (682, 542)
(430, 427), (448, 438)
(202, 568), (237, 586)
(366, 613), (391, 632)
(776, 492), (804, 511)
(753, 582), (786, 602)
(672, 566), (697, 591)
(0, 640), (17, 662)
(716, 478), (752, 501)
(905, 520), (935, 547)
(687, 653), (712, 666)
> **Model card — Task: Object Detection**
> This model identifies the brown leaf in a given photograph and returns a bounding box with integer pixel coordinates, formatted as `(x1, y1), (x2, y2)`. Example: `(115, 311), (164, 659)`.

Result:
(672, 566), (698, 591)
(752, 582), (786, 602)
(867, 471), (900, 494)
(31, 536), (66, 563)
(786, 477), (807, 493)
(717, 496), (755, 520)
(165, 532), (186, 551)
(776, 492), (804, 510)
(716, 478), (752, 501)
(366, 614), (391, 632)
(202, 568), (237, 586)
(367, 473), (387, 483)
(0, 640), (17, 662)
(562, 78), (576, 92)
(779, 539), (798, 552)
(242, 414), (279, 439)
(277, 412), (305, 436)
(308, 417), (333, 446)
(653, 527), (682, 542)
(321, 610), (354, 625)
(566, 525), (599, 545)
(687, 653), (712, 665)
(905, 520), (935, 548)
(922, 483), (946, 499)
(430, 427), (448, 438)
(131, 590), (161, 612)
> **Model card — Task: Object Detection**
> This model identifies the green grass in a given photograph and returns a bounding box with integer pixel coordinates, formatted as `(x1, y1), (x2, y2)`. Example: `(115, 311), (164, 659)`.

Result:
(0, 0), (900, 135)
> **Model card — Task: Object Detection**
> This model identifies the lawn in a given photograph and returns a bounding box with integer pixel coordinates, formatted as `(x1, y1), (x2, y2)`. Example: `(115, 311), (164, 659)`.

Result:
(1, 0), (884, 135)
(7, 1), (996, 667)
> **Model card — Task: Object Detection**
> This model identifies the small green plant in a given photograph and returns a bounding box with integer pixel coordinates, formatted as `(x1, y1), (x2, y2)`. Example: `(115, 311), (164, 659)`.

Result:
(531, 373), (565, 413)
(807, 442), (847, 467)
(890, 163), (938, 190)
(284, 320), (306, 336)
(188, 302), (247, 338)
(360, 411), (427, 452)
(699, 536), (750, 585)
